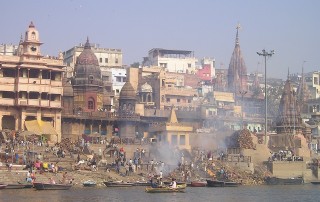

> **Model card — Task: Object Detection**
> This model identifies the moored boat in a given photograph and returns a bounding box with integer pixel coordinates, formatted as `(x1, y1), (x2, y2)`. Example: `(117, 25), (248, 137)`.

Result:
(33, 182), (72, 190)
(310, 181), (320, 185)
(190, 181), (207, 187)
(206, 180), (239, 187)
(133, 181), (151, 186)
(103, 181), (134, 187)
(265, 177), (304, 185)
(83, 180), (96, 187)
(0, 184), (7, 189)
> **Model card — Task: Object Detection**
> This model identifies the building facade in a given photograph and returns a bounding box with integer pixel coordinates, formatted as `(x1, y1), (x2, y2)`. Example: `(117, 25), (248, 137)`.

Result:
(142, 48), (197, 74)
(0, 22), (64, 142)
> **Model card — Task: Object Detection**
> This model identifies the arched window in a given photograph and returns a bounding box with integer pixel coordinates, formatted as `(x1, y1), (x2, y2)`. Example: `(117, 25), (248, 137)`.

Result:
(122, 103), (127, 110)
(31, 32), (36, 40)
(88, 97), (95, 110)
(147, 94), (152, 102)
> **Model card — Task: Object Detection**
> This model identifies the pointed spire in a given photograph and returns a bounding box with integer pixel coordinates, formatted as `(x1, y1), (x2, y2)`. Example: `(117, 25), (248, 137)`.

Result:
(287, 68), (290, 80)
(29, 21), (35, 28)
(19, 33), (23, 44)
(235, 23), (241, 46)
(168, 107), (178, 123)
(84, 36), (91, 49)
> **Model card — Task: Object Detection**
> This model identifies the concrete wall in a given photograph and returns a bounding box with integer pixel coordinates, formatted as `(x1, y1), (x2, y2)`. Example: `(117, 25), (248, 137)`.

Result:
(270, 161), (311, 178)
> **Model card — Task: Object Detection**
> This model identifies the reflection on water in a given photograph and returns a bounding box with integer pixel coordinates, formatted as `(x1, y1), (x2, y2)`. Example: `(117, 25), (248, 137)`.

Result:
(0, 185), (318, 202)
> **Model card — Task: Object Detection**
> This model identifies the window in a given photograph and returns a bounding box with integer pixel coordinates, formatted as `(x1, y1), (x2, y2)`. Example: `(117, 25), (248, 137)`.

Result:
(166, 98), (170, 102)
(171, 135), (178, 145)
(115, 58), (119, 64)
(177, 99), (180, 103)
(105, 58), (108, 63)
(89, 75), (94, 84)
(314, 77), (318, 85)
(100, 58), (102, 63)
(116, 77), (121, 82)
(88, 98), (95, 110)
(188, 99), (191, 103)
(188, 63), (191, 68)
(180, 135), (185, 145)
(116, 89), (120, 93)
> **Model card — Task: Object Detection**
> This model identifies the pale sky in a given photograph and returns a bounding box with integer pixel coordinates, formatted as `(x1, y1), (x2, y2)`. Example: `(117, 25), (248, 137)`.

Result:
(1, 0), (319, 79)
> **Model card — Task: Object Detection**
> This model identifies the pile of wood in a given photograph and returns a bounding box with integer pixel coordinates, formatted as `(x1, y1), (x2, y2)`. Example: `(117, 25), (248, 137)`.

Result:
(226, 129), (255, 149)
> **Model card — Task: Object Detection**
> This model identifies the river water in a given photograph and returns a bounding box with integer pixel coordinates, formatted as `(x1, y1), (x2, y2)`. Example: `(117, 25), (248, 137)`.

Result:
(0, 184), (318, 202)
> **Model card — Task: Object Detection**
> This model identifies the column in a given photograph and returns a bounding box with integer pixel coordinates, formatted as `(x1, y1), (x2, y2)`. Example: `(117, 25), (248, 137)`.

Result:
(0, 115), (2, 130)
(15, 116), (19, 131)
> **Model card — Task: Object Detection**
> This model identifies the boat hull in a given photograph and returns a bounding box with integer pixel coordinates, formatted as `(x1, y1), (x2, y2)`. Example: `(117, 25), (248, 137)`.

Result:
(206, 180), (239, 187)
(310, 181), (320, 185)
(265, 177), (304, 185)
(190, 181), (207, 187)
(0, 185), (7, 189)
(145, 187), (185, 193)
(33, 182), (72, 190)
(5, 184), (26, 189)
(103, 181), (134, 187)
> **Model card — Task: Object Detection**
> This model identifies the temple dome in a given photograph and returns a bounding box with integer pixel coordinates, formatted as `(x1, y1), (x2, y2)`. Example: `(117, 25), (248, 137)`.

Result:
(76, 38), (99, 66)
(73, 37), (102, 86)
(120, 82), (136, 100)
(140, 82), (153, 93)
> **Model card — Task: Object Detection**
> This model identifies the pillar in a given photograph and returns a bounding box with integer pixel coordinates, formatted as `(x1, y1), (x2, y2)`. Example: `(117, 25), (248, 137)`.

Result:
(0, 115), (2, 130)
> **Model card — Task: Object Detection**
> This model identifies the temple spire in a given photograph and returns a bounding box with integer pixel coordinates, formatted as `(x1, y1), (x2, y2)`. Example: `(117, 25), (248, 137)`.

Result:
(236, 23), (241, 45)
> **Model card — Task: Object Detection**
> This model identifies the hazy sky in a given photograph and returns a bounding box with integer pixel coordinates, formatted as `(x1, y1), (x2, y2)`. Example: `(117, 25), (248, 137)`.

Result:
(1, 0), (319, 79)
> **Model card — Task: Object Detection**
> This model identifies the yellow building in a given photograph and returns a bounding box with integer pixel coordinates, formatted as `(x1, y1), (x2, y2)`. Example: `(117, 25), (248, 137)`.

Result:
(0, 22), (64, 142)
(148, 108), (193, 151)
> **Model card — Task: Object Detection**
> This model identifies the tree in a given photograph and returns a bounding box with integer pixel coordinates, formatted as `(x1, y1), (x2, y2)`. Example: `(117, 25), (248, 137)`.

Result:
(131, 62), (140, 68)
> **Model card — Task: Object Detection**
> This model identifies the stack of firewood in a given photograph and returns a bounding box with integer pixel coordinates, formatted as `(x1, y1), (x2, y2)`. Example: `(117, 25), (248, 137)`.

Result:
(238, 129), (254, 149)
(226, 129), (254, 149)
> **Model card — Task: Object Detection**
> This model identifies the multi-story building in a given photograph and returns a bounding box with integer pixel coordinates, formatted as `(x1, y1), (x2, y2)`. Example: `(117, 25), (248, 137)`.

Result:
(0, 22), (64, 142)
(142, 48), (197, 74)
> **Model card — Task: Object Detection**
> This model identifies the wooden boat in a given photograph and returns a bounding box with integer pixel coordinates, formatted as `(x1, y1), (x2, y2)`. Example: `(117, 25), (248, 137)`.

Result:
(83, 180), (96, 187)
(133, 181), (151, 186)
(145, 185), (186, 193)
(33, 182), (72, 190)
(206, 180), (239, 187)
(264, 177), (304, 185)
(103, 181), (134, 187)
(17, 182), (33, 188)
(5, 184), (26, 189)
(190, 181), (207, 187)
(0, 184), (7, 189)
(310, 181), (320, 185)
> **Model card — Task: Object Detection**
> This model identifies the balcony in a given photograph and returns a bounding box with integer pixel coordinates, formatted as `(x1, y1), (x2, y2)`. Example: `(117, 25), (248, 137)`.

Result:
(40, 100), (49, 107)
(0, 98), (15, 106)
(50, 101), (61, 108)
(0, 77), (15, 84)
(51, 80), (62, 87)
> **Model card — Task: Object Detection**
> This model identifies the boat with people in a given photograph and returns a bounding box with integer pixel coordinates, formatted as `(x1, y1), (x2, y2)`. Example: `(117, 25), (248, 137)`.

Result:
(83, 180), (96, 187)
(33, 182), (72, 190)
(103, 181), (134, 187)
(264, 176), (304, 185)
(206, 179), (239, 187)
(145, 184), (187, 193)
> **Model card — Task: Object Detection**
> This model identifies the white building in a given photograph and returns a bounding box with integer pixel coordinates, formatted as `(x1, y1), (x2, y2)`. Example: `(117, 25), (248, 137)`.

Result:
(63, 43), (123, 78)
(305, 71), (320, 99)
(142, 48), (197, 74)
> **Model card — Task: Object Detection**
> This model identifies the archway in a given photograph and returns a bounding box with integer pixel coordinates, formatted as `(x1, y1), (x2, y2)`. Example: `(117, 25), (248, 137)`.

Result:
(2, 115), (15, 130)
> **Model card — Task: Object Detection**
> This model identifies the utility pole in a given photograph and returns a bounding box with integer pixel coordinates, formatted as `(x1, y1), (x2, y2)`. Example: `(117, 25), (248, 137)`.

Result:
(257, 49), (274, 144)
(239, 90), (247, 129)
